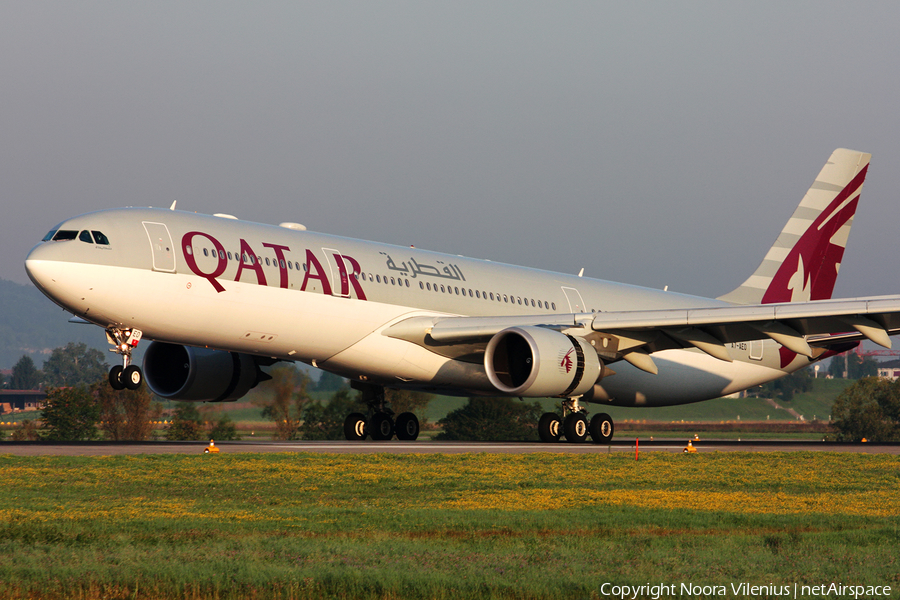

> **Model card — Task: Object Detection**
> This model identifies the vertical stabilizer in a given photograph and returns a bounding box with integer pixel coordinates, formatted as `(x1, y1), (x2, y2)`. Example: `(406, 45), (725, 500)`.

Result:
(718, 148), (870, 305)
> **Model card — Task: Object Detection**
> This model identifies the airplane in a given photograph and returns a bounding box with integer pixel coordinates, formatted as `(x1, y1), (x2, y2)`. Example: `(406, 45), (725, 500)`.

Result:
(24, 148), (900, 443)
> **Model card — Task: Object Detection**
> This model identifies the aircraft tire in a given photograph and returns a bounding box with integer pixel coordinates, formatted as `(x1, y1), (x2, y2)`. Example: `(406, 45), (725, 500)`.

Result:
(538, 412), (562, 442)
(563, 413), (588, 443)
(122, 365), (143, 390)
(369, 412), (394, 441)
(589, 413), (615, 444)
(395, 412), (419, 441)
(108, 366), (125, 390)
(344, 413), (367, 441)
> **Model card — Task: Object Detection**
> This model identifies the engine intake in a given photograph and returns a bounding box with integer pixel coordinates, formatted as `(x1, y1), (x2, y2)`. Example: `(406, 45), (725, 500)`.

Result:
(143, 341), (263, 402)
(484, 326), (602, 397)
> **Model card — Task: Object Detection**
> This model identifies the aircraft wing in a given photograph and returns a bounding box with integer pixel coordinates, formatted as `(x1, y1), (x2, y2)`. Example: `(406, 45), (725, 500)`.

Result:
(385, 295), (900, 373)
(584, 296), (900, 372)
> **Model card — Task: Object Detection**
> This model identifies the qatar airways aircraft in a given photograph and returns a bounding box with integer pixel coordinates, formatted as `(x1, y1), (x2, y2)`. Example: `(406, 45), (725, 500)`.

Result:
(24, 148), (900, 443)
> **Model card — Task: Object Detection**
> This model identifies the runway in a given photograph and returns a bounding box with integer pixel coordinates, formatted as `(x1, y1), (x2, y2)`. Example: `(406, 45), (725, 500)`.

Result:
(2, 439), (898, 456)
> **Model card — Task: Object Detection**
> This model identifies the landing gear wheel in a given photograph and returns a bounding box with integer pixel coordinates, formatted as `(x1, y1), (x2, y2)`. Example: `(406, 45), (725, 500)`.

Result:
(344, 413), (367, 441)
(108, 365), (125, 390)
(395, 412), (420, 441)
(369, 412), (394, 441)
(589, 413), (615, 444)
(538, 412), (562, 442)
(122, 365), (143, 390)
(563, 413), (588, 443)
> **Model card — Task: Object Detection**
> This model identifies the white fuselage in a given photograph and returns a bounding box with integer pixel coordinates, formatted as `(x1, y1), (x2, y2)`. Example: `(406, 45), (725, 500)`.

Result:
(25, 208), (800, 406)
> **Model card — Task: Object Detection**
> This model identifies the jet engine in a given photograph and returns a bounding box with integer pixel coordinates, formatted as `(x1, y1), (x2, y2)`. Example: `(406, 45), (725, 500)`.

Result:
(484, 326), (602, 397)
(143, 341), (266, 402)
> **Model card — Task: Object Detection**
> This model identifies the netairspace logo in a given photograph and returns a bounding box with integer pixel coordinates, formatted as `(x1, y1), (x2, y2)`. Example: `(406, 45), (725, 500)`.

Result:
(598, 582), (893, 599)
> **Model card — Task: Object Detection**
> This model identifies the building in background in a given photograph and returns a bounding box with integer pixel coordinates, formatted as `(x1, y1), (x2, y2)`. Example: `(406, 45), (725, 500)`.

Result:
(0, 390), (46, 414)
(876, 359), (900, 381)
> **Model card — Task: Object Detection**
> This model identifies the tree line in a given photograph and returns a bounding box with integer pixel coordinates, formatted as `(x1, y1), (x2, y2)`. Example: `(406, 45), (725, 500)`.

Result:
(4, 344), (896, 443)
(2, 353), (546, 441)
(2, 343), (109, 390)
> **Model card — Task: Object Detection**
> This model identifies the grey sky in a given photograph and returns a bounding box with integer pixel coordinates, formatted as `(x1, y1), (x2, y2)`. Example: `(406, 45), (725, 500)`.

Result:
(3, 2), (899, 302)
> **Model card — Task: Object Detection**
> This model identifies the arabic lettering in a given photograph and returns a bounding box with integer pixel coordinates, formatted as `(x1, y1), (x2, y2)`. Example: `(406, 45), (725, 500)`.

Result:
(381, 253), (466, 281)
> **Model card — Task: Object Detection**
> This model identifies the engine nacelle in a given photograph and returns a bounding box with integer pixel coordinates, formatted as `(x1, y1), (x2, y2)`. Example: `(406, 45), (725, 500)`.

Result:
(484, 326), (602, 397)
(143, 342), (263, 402)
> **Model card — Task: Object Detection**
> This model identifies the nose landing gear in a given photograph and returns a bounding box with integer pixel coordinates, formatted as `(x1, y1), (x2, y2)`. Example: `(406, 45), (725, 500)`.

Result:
(106, 328), (144, 390)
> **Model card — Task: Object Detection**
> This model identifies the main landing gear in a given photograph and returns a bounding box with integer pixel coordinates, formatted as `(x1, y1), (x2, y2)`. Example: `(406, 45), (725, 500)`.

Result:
(344, 384), (420, 442)
(538, 397), (614, 444)
(106, 327), (144, 391)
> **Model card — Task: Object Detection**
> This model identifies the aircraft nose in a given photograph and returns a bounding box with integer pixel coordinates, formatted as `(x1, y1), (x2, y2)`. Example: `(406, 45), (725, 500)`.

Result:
(25, 242), (65, 297)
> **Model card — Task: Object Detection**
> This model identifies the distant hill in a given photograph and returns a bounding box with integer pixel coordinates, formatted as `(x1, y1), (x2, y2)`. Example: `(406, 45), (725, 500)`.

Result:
(0, 278), (110, 370)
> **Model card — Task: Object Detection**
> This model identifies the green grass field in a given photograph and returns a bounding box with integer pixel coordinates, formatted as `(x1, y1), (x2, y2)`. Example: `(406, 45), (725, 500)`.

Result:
(0, 451), (897, 599)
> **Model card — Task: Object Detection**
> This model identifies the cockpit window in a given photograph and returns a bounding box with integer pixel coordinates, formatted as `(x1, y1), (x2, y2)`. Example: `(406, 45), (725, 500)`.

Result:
(51, 230), (78, 241)
(42, 230), (58, 242)
(91, 231), (110, 245)
(79, 230), (94, 243)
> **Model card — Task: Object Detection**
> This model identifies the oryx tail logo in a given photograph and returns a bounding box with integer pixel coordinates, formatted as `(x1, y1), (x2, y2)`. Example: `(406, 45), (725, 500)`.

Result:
(762, 165), (866, 306)
(560, 348), (575, 374)
(764, 164), (868, 367)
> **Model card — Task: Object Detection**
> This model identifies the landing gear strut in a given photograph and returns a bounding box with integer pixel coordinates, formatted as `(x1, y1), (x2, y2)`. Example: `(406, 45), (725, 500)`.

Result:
(538, 397), (615, 444)
(344, 383), (420, 442)
(106, 327), (143, 391)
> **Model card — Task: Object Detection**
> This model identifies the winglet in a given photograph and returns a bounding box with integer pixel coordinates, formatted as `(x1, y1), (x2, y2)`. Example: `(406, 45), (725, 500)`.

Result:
(719, 149), (871, 305)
